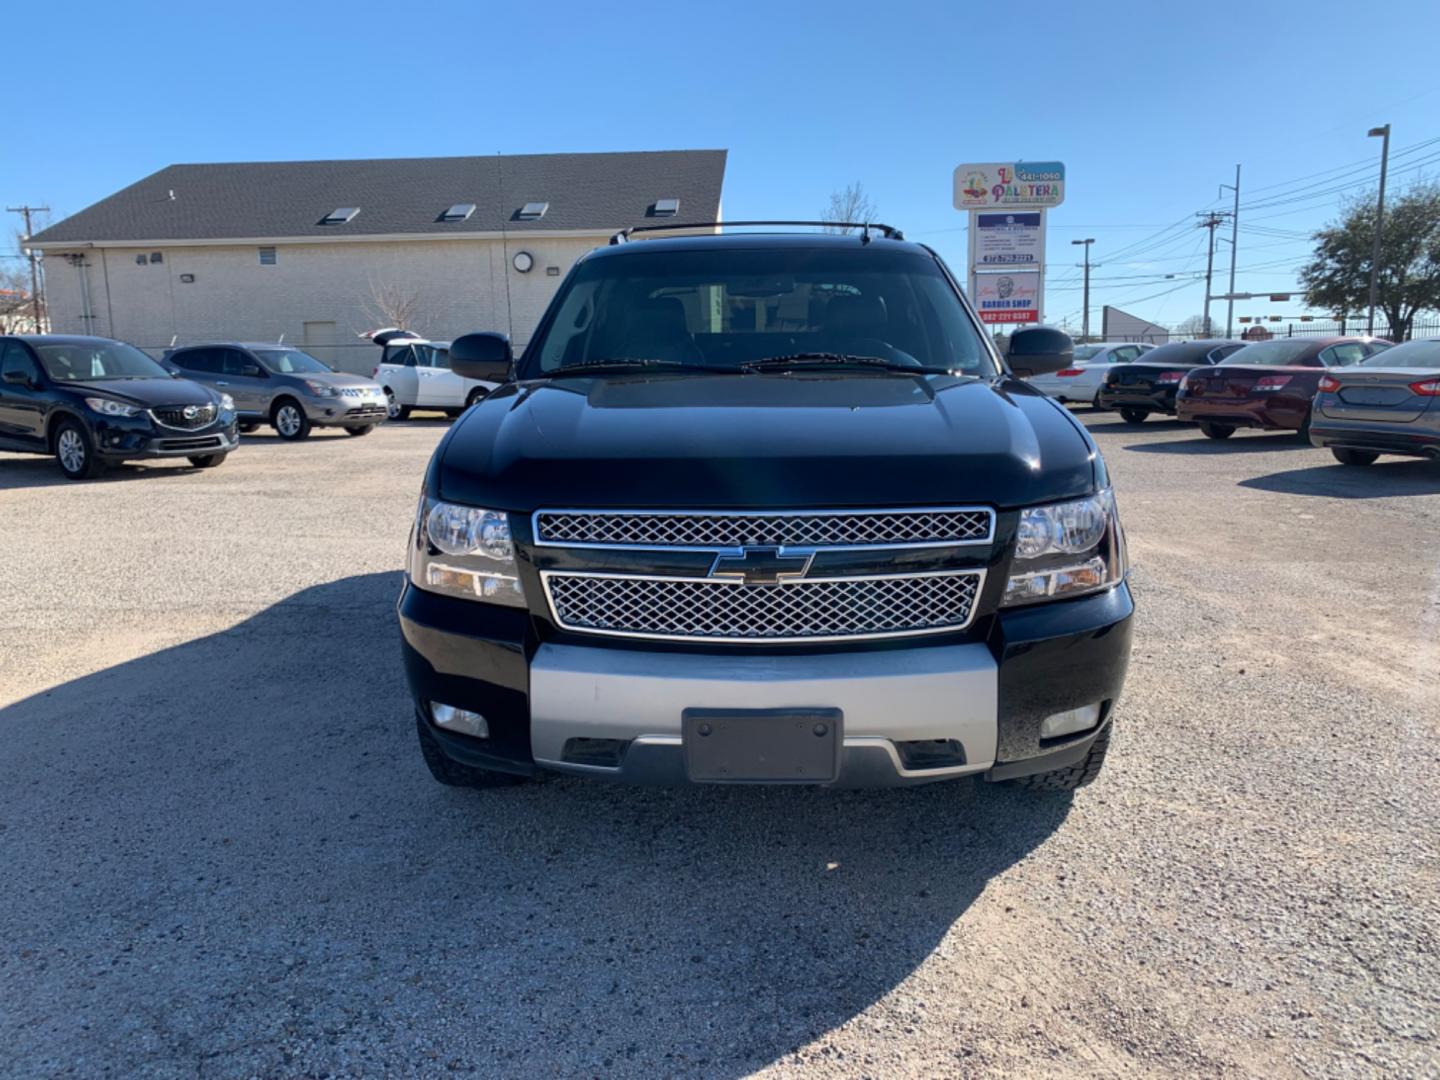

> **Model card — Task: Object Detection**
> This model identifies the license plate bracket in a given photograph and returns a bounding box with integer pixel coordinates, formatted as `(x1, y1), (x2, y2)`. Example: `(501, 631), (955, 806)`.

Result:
(682, 708), (842, 784)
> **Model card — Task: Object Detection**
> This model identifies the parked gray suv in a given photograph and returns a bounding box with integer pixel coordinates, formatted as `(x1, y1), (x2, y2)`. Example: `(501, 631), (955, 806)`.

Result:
(163, 342), (387, 440)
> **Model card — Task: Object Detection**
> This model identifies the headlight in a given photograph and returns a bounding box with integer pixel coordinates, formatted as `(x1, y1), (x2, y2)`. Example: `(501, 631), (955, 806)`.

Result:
(219, 393), (235, 411)
(84, 396), (140, 417)
(304, 380), (339, 397)
(1002, 490), (1127, 607)
(408, 495), (525, 608)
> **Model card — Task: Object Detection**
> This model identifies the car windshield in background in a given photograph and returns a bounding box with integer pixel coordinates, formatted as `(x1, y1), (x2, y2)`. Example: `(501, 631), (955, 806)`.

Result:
(1360, 338), (1440, 368)
(1072, 345), (1104, 362)
(34, 341), (170, 382)
(1219, 340), (1314, 366)
(255, 349), (331, 374)
(524, 246), (996, 378)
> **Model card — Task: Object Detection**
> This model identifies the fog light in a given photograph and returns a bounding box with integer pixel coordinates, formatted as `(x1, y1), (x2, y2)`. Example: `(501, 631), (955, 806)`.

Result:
(1040, 703), (1101, 740)
(431, 702), (489, 738)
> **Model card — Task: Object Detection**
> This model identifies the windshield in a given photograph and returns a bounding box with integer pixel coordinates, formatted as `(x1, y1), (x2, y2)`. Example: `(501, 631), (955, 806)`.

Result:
(254, 348), (332, 374)
(523, 246), (995, 378)
(1219, 339), (1315, 367)
(1360, 338), (1440, 368)
(34, 340), (170, 382)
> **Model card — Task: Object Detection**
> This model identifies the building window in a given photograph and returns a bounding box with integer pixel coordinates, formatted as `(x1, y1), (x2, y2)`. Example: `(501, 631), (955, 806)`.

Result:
(149, 252), (163, 264)
(135, 254), (147, 265)
(259, 247), (277, 266)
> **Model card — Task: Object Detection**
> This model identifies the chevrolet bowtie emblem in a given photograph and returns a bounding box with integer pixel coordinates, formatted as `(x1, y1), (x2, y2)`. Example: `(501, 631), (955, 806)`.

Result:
(708, 546), (814, 585)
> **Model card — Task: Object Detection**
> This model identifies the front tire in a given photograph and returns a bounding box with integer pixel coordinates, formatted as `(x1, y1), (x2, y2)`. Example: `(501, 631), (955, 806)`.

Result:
(466, 387), (489, 409)
(1333, 447), (1379, 466)
(415, 712), (529, 788)
(271, 399), (311, 441)
(385, 390), (411, 422)
(54, 419), (106, 480)
(187, 453), (227, 468)
(1011, 725), (1112, 792)
(1199, 421), (1235, 440)
(1119, 407), (1148, 425)
(345, 425), (374, 437)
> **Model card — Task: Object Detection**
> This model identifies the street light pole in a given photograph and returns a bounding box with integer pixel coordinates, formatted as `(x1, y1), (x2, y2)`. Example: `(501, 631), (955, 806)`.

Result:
(1071, 238), (1094, 341)
(1366, 124), (1391, 338)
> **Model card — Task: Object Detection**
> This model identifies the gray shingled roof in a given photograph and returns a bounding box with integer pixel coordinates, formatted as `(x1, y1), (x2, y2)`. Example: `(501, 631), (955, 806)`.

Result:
(29, 150), (727, 245)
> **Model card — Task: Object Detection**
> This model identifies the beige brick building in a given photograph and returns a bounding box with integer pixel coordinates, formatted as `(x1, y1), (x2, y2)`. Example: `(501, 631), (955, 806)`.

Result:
(28, 151), (727, 372)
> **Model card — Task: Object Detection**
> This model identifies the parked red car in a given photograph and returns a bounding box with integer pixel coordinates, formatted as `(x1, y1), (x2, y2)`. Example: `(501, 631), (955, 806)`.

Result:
(1175, 337), (1391, 439)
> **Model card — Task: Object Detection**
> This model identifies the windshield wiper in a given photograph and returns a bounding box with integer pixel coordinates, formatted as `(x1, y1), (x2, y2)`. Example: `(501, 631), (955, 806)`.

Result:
(741, 353), (935, 373)
(546, 358), (735, 377)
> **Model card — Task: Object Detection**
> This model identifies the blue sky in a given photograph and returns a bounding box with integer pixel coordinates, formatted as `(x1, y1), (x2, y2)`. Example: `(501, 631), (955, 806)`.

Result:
(6, 0), (1439, 334)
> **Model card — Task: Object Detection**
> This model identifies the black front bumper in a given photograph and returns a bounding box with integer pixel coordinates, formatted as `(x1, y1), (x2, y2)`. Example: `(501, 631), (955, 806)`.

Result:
(93, 416), (240, 460)
(1097, 384), (1178, 414)
(398, 580), (1134, 784)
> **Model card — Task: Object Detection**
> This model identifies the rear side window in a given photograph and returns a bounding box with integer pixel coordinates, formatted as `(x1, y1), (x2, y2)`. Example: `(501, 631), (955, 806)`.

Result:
(1320, 343), (1368, 367)
(1207, 345), (1243, 364)
(1, 340), (39, 381)
(382, 345), (414, 366)
(171, 348), (216, 373)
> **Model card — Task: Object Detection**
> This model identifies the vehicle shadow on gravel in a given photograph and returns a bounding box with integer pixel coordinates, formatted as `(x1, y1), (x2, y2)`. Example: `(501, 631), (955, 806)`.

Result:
(1122, 432), (1314, 454)
(0, 571), (1071, 1077)
(1240, 458), (1440, 498)
(0, 455), (219, 489)
(1081, 418), (1190, 435)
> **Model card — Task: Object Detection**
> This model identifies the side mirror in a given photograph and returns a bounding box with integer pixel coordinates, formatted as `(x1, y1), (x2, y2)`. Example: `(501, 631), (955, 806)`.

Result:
(3, 368), (33, 387)
(450, 332), (512, 382)
(1007, 325), (1074, 378)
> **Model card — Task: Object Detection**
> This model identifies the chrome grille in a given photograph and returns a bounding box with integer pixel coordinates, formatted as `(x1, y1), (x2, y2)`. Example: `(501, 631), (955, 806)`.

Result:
(534, 508), (993, 549)
(543, 571), (983, 643)
(151, 404), (217, 430)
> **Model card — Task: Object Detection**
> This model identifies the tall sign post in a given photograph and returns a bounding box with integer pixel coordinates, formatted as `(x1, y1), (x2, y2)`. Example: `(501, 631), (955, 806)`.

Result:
(953, 162), (1065, 328)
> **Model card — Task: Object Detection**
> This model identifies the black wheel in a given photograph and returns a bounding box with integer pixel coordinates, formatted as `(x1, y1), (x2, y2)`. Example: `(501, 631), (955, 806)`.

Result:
(1199, 421), (1235, 440)
(53, 418), (106, 480)
(385, 389), (411, 421)
(415, 712), (529, 788)
(1119, 407), (1148, 425)
(1011, 725), (1112, 792)
(1333, 448), (1379, 467)
(345, 425), (374, 437)
(466, 387), (489, 409)
(238, 422), (260, 434)
(187, 453), (227, 468)
(271, 398), (311, 441)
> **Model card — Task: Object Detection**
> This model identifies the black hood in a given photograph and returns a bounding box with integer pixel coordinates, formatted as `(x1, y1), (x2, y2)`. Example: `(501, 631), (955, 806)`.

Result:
(435, 373), (1098, 511)
(67, 376), (219, 408)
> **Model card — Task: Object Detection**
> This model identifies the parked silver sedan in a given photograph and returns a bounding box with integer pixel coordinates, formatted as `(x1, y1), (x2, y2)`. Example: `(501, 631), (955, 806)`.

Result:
(1309, 338), (1440, 465)
(1025, 341), (1155, 406)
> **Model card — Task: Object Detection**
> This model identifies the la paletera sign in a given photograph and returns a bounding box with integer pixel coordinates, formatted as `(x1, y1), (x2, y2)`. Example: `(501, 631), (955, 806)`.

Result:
(953, 161), (1065, 210)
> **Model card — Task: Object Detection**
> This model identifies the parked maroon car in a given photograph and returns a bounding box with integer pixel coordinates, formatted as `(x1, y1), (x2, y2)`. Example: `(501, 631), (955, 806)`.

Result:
(1175, 337), (1391, 439)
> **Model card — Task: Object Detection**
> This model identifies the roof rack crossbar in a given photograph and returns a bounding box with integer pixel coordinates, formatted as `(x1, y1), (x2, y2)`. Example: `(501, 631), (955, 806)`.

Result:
(609, 220), (905, 245)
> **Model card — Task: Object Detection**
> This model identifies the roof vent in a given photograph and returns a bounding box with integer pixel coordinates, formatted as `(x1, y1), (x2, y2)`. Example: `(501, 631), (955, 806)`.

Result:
(442, 203), (476, 222)
(321, 207), (360, 224)
(652, 198), (680, 217)
(517, 202), (549, 220)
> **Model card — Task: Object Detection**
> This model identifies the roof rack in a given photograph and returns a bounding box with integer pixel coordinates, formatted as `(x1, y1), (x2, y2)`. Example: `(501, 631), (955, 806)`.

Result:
(609, 220), (905, 245)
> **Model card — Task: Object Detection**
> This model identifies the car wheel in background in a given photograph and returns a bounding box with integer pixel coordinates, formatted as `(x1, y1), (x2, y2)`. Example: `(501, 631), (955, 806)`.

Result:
(414, 712), (529, 789)
(1332, 448), (1379, 466)
(466, 387), (489, 409)
(385, 390), (410, 421)
(345, 425), (374, 437)
(238, 422), (260, 434)
(1119, 407), (1148, 425)
(187, 453), (227, 468)
(1199, 421), (1235, 440)
(272, 399), (311, 441)
(53, 419), (106, 481)
(1010, 724), (1112, 791)
(1091, 390), (1107, 411)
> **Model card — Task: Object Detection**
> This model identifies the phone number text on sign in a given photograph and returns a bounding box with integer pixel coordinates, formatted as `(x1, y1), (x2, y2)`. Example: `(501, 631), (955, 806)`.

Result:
(974, 211), (1043, 266)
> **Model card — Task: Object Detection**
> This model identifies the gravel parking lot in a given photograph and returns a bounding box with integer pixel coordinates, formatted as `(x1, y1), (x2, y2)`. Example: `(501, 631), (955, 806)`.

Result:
(1, 413), (1436, 1078)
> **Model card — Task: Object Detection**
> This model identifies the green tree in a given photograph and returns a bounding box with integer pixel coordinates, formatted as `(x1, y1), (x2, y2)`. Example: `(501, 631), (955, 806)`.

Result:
(1300, 181), (1440, 341)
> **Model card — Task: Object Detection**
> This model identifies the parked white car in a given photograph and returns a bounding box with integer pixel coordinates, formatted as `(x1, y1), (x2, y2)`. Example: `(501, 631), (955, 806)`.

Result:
(371, 335), (499, 420)
(1026, 342), (1155, 406)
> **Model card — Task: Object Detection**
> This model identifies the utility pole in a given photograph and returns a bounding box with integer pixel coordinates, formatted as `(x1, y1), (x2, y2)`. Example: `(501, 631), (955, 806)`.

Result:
(6, 205), (50, 332)
(1197, 212), (1226, 337)
(1222, 166), (1241, 338)
(1071, 238), (1095, 341)
(1366, 124), (1391, 337)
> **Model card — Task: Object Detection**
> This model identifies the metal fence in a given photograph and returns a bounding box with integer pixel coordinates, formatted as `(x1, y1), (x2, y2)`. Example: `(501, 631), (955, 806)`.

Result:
(1166, 318), (1440, 344)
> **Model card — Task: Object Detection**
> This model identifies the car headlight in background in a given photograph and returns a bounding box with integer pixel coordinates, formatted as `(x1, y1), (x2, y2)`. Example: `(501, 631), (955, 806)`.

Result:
(219, 393), (235, 411)
(84, 396), (140, 417)
(1002, 490), (1127, 607)
(304, 379), (339, 397)
(408, 496), (525, 608)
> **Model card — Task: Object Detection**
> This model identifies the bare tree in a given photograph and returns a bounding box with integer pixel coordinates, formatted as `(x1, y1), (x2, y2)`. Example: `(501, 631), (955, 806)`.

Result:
(821, 182), (878, 233)
(1174, 314), (1211, 338)
(362, 276), (424, 333)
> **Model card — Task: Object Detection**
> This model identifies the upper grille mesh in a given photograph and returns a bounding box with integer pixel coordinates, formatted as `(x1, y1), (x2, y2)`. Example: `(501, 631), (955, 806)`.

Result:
(535, 509), (992, 548)
(544, 572), (981, 642)
(151, 404), (217, 430)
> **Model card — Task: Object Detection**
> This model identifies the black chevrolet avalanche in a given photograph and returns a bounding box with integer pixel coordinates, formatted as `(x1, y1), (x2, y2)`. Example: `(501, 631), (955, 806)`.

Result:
(399, 225), (1133, 791)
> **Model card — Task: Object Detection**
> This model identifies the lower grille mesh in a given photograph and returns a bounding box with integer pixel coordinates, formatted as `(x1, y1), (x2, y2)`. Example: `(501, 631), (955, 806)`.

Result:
(544, 572), (981, 642)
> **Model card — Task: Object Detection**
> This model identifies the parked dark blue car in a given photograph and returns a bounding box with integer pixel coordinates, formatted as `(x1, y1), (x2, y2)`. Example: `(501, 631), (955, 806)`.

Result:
(0, 334), (239, 480)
